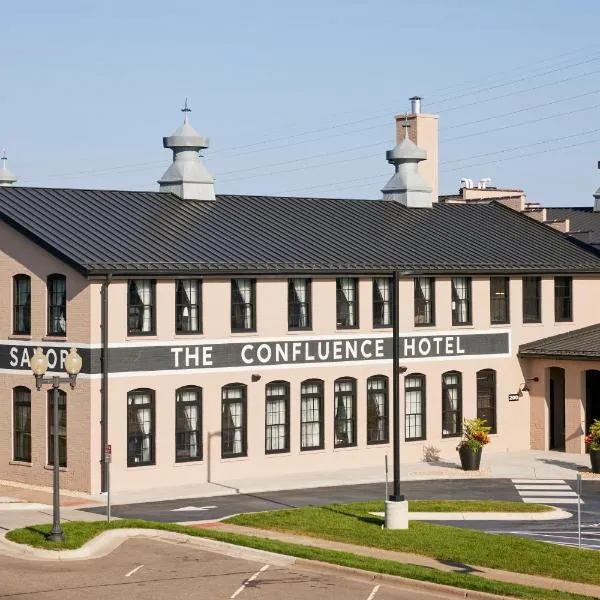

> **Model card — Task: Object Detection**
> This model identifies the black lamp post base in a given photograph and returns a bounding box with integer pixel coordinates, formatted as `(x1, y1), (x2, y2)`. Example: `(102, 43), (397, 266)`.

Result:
(46, 530), (65, 543)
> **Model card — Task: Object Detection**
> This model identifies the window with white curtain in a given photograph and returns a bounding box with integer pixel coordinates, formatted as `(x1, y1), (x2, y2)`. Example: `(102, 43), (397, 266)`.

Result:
(231, 279), (256, 332)
(405, 374), (425, 441)
(490, 277), (510, 324)
(442, 371), (462, 438)
(452, 277), (472, 325)
(373, 278), (392, 328)
(300, 380), (324, 450)
(128, 280), (155, 335)
(176, 387), (202, 461)
(334, 378), (356, 447)
(47, 274), (66, 336)
(288, 278), (311, 330)
(48, 389), (67, 467)
(265, 381), (289, 453)
(367, 376), (388, 444)
(222, 384), (247, 457)
(414, 277), (435, 326)
(13, 275), (31, 335)
(336, 277), (359, 329)
(13, 387), (31, 462)
(127, 389), (155, 466)
(176, 280), (202, 333)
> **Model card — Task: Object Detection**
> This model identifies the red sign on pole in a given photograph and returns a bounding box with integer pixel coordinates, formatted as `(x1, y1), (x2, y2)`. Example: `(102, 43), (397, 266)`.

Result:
(104, 444), (112, 455)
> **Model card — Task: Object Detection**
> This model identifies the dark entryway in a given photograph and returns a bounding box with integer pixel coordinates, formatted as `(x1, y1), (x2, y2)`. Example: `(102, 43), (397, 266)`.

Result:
(549, 367), (565, 451)
(585, 370), (600, 435)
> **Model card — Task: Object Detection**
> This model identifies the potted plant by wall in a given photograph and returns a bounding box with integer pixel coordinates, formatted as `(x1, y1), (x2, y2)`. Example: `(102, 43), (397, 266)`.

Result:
(585, 419), (600, 474)
(456, 418), (491, 471)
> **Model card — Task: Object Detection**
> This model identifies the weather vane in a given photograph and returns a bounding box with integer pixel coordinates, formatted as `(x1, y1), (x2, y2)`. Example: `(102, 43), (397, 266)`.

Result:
(181, 98), (192, 121)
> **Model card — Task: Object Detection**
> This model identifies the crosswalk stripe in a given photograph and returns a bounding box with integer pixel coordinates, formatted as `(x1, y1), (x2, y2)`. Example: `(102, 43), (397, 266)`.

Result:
(517, 490), (577, 496)
(511, 479), (566, 484)
(515, 484), (572, 490)
(522, 497), (581, 504)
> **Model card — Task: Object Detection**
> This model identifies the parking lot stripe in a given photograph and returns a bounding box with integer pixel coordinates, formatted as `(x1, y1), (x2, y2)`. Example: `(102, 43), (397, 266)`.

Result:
(125, 564), (144, 577)
(230, 564), (270, 599)
(366, 584), (380, 599)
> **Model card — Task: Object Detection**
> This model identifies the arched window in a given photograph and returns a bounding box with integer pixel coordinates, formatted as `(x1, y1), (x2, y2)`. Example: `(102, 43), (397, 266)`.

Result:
(477, 369), (497, 434)
(47, 274), (66, 336)
(334, 377), (357, 448)
(265, 381), (290, 453)
(127, 389), (155, 466)
(300, 379), (324, 451)
(405, 374), (426, 441)
(367, 375), (388, 444)
(222, 384), (247, 458)
(47, 389), (67, 467)
(13, 387), (31, 462)
(13, 275), (31, 335)
(175, 386), (202, 462)
(442, 371), (462, 438)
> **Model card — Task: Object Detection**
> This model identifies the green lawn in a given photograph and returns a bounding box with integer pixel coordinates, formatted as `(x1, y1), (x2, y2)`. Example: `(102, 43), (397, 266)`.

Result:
(406, 499), (551, 512)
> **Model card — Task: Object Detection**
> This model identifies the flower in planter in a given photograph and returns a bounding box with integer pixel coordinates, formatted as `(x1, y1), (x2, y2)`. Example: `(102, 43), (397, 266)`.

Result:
(456, 417), (491, 453)
(585, 419), (600, 451)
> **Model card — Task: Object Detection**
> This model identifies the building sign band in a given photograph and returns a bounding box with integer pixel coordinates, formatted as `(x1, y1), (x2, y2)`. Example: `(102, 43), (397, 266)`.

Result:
(1, 331), (510, 374)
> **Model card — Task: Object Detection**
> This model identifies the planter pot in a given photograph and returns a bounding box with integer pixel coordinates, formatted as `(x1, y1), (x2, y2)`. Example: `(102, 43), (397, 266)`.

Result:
(590, 449), (600, 474)
(458, 446), (482, 471)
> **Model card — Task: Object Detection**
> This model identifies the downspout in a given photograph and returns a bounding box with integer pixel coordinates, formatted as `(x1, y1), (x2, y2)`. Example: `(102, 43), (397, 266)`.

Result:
(100, 274), (112, 493)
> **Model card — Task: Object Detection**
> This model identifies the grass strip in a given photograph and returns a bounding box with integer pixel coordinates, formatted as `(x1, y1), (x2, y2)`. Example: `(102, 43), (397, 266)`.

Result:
(407, 499), (551, 512)
(4, 519), (595, 600)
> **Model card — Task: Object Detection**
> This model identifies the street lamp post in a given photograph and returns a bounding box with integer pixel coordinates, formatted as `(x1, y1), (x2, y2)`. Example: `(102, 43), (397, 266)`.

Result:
(31, 347), (82, 542)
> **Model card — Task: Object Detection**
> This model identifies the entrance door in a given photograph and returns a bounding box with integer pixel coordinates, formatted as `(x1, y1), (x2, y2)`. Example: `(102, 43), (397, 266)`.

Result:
(549, 367), (565, 451)
(585, 370), (600, 437)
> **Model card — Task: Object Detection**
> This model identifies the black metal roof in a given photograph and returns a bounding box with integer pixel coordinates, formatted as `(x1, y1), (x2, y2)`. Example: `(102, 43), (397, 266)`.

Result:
(546, 207), (600, 250)
(519, 324), (600, 361)
(2, 186), (600, 276)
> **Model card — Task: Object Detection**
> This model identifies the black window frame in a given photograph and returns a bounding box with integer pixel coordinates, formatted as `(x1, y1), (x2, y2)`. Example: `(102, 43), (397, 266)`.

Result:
(231, 279), (256, 333)
(522, 276), (541, 323)
(476, 369), (497, 434)
(336, 277), (359, 329)
(405, 373), (426, 442)
(127, 388), (155, 467)
(414, 277), (435, 327)
(334, 377), (357, 448)
(265, 381), (290, 454)
(13, 387), (31, 463)
(490, 277), (510, 325)
(175, 386), (203, 462)
(367, 375), (389, 444)
(47, 389), (67, 467)
(451, 276), (472, 326)
(221, 383), (247, 458)
(288, 278), (312, 331)
(128, 279), (156, 336)
(47, 273), (66, 336)
(13, 274), (31, 335)
(441, 371), (462, 438)
(373, 277), (393, 328)
(554, 276), (573, 322)
(300, 379), (324, 451)
(175, 279), (202, 334)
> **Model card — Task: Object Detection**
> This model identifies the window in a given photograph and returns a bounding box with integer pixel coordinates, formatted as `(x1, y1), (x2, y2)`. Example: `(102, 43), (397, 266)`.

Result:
(373, 277), (392, 328)
(414, 277), (435, 326)
(451, 277), (472, 325)
(47, 274), (66, 336)
(300, 379), (324, 450)
(176, 280), (202, 333)
(175, 386), (202, 462)
(442, 371), (462, 438)
(523, 276), (541, 323)
(231, 279), (256, 332)
(477, 369), (496, 434)
(367, 376), (388, 444)
(336, 277), (359, 329)
(334, 377), (357, 447)
(554, 276), (572, 322)
(47, 390), (67, 467)
(490, 277), (510, 324)
(13, 275), (31, 335)
(405, 374), (426, 441)
(128, 280), (156, 335)
(13, 387), (31, 462)
(222, 384), (247, 457)
(265, 381), (290, 453)
(288, 278), (311, 330)
(127, 389), (155, 466)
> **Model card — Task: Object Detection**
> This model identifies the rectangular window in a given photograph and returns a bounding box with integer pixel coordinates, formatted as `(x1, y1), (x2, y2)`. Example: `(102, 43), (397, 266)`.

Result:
(127, 389), (155, 466)
(405, 374), (426, 441)
(523, 276), (541, 323)
(222, 385), (247, 457)
(47, 390), (67, 467)
(451, 277), (472, 325)
(176, 387), (202, 462)
(442, 372), (462, 438)
(231, 279), (256, 332)
(265, 382), (290, 453)
(13, 387), (31, 462)
(301, 380), (324, 450)
(490, 277), (510, 324)
(414, 277), (435, 326)
(288, 278), (311, 330)
(128, 280), (156, 335)
(47, 274), (66, 336)
(176, 280), (202, 333)
(554, 276), (572, 322)
(477, 370), (497, 434)
(336, 277), (359, 329)
(334, 378), (356, 448)
(367, 376), (388, 444)
(373, 277), (392, 328)
(13, 275), (31, 335)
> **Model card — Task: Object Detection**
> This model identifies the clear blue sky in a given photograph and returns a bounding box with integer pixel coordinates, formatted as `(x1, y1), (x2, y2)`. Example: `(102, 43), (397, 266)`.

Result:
(2, 0), (600, 205)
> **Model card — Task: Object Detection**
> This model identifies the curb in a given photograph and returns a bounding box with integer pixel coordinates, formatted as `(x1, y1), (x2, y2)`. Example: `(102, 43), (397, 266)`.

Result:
(0, 503), (51, 512)
(369, 506), (572, 521)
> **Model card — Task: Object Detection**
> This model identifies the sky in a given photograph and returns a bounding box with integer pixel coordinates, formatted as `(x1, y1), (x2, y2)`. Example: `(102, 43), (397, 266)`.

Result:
(2, 0), (600, 206)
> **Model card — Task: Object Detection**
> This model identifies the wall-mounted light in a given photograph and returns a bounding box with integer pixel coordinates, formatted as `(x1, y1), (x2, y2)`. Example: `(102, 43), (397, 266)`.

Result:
(398, 366), (407, 374)
(251, 374), (262, 382)
(519, 377), (539, 393)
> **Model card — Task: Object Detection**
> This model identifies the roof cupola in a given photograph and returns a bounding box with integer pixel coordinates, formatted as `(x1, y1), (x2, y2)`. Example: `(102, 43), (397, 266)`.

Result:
(0, 150), (17, 186)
